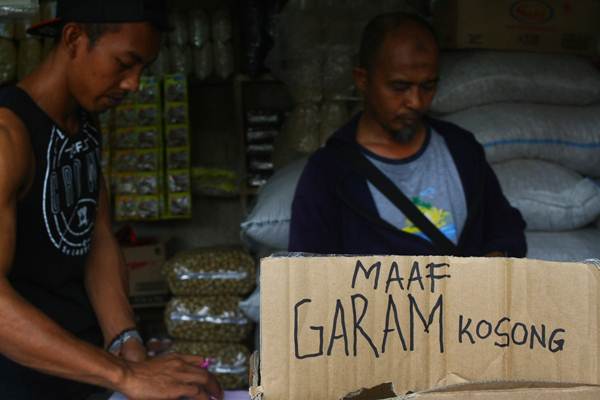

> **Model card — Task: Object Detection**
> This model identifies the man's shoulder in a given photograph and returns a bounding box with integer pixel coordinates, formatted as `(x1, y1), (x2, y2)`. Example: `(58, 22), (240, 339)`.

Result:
(428, 117), (478, 144)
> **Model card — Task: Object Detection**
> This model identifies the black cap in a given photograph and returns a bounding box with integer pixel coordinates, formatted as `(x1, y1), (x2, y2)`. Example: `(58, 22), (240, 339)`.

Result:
(27, 0), (169, 38)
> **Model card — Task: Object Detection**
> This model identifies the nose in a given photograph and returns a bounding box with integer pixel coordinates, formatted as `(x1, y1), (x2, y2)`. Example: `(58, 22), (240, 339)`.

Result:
(120, 69), (142, 93)
(405, 85), (425, 111)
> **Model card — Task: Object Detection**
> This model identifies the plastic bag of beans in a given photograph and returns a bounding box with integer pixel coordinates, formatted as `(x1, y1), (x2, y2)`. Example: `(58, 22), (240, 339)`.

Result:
(163, 247), (256, 296)
(165, 296), (253, 342)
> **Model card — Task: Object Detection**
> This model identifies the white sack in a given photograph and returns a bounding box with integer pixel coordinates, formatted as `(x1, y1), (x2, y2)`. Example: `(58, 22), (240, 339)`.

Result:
(526, 229), (600, 263)
(493, 160), (600, 231)
(441, 103), (600, 177)
(432, 51), (600, 114)
(240, 158), (307, 252)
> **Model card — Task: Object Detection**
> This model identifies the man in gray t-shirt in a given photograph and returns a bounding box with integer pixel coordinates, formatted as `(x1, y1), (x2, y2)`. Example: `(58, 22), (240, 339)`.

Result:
(289, 12), (526, 257)
(366, 127), (466, 244)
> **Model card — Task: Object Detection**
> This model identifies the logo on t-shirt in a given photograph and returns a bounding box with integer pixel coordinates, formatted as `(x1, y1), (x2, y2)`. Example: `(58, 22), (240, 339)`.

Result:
(42, 126), (99, 257)
(403, 196), (458, 243)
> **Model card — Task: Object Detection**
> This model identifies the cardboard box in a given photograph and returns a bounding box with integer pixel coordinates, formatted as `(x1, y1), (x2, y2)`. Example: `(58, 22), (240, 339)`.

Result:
(433, 0), (600, 55)
(122, 241), (170, 308)
(251, 256), (600, 399)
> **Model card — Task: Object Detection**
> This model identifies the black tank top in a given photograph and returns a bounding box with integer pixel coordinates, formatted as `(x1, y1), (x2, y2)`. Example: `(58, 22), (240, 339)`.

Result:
(0, 86), (101, 339)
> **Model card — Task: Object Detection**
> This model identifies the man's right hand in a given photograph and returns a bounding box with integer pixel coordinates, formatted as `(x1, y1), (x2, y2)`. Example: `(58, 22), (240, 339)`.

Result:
(118, 353), (223, 400)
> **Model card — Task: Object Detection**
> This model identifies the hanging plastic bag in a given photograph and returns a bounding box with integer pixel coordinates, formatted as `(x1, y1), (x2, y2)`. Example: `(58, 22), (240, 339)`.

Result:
(213, 40), (234, 80)
(192, 42), (213, 80)
(188, 8), (210, 48)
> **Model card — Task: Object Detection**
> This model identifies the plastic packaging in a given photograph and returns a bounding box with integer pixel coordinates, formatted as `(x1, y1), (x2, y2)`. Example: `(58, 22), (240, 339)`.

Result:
(168, 11), (189, 46)
(115, 105), (138, 129)
(192, 41), (213, 81)
(169, 45), (192, 75)
(0, 1), (39, 19)
(137, 76), (161, 105)
(17, 37), (42, 80)
(239, 0), (264, 77)
(164, 74), (188, 103)
(163, 247), (256, 296)
(168, 193), (192, 218)
(0, 38), (17, 84)
(211, 8), (232, 42)
(166, 125), (189, 147)
(114, 173), (160, 195)
(188, 8), (210, 48)
(213, 40), (234, 80)
(191, 167), (239, 197)
(246, 109), (282, 126)
(137, 105), (161, 127)
(113, 128), (138, 149)
(168, 170), (191, 193)
(0, 22), (15, 39)
(165, 296), (252, 342)
(149, 45), (170, 77)
(137, 127), (161, 148)
(171, 342), (249, 390)
(167, 147), (190, 170)
(115, 195), (161, 221)
(39, 1), (56, 21)
(165, 102), (188, 125)
(113, 150), (160, 173)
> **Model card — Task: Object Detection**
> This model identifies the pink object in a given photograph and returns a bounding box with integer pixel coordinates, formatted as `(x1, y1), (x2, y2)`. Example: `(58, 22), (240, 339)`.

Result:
(199, 357), (215, 369)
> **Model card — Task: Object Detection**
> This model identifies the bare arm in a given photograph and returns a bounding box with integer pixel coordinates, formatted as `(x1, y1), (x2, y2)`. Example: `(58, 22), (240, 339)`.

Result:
(85, 177), (145, 361)
(0, 113), (222, 400)
(0, 119), (123, 387)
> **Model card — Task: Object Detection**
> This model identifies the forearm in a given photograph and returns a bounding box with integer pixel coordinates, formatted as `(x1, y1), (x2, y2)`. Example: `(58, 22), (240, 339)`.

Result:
(0, 279), (125, 389)
(85, 235), (136, 347)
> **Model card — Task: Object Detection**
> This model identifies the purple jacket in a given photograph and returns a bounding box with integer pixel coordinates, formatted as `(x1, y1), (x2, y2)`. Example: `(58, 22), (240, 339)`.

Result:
(289, 114), (527, 257)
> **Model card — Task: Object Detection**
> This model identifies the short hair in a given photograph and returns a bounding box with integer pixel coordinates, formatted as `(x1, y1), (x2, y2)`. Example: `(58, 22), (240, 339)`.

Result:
(81, 23), (122, 47)
(358, 12), (438, 71)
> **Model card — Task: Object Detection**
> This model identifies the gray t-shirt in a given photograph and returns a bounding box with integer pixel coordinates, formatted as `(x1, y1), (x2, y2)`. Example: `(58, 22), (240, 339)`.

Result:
(365, 128), (467, 244)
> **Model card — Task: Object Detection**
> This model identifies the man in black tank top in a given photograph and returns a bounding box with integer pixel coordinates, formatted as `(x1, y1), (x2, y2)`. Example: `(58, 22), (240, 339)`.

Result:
(0, 1), (222, 399)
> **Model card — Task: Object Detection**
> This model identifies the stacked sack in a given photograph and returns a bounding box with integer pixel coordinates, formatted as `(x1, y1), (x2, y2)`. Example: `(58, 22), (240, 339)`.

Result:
(434, 51), (600, 262)
(241, 51), (600, 263)
(163, 247), (256, 389)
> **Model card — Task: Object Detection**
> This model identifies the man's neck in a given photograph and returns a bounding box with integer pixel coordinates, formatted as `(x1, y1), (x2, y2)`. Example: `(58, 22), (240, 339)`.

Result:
(18, 50), (81, 136)
(356, 112), (428, 160)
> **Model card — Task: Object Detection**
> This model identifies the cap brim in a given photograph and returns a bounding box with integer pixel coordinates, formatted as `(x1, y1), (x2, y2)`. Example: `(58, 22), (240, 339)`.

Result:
(27, 18), (63, 38)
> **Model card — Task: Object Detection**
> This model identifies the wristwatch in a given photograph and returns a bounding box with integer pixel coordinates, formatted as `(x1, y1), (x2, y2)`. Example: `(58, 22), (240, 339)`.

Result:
(107, 328), (143, 354)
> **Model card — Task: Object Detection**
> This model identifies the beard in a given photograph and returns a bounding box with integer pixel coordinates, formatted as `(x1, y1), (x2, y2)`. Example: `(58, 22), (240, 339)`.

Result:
(391, 123), (420, 144)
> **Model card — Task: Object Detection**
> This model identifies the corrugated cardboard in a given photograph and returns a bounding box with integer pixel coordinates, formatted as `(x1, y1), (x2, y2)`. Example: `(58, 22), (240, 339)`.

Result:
(121, 241), (170, 308)
(252, 256), (600, 399)
(433, 0), (600, 55)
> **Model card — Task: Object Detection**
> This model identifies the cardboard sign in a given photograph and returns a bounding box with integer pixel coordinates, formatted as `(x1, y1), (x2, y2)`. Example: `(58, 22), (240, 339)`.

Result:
(433, 0), (600, 55)
(254, 256), (600, 399)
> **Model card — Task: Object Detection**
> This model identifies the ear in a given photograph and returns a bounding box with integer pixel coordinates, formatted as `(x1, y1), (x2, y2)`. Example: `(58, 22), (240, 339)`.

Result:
(61, 23), (87, 58)
(353, 67), (368, 95)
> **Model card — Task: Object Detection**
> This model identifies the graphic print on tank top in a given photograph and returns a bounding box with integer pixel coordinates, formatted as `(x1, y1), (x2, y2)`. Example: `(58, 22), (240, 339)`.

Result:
(42, 122), (100, 257)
